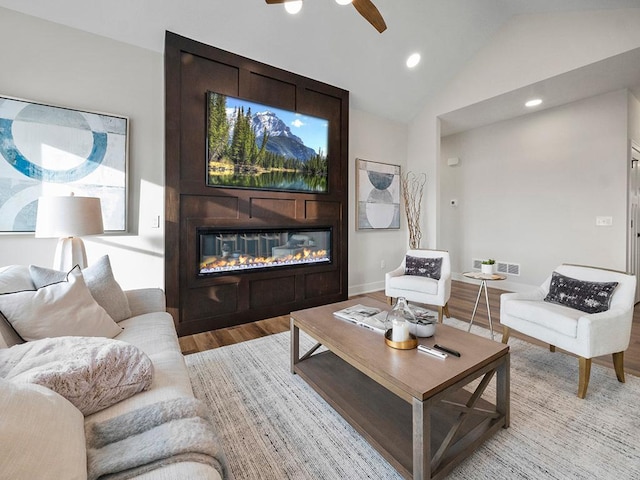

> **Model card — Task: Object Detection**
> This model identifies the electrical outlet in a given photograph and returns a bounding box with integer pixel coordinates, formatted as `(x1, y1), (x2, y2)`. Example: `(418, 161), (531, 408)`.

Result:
(380, 260), (386, 269)
(596, 216), (613, 226)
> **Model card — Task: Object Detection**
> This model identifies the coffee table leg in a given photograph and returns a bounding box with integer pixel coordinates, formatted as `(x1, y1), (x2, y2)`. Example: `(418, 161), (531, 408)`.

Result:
(290, 317), (299, 375)
(412, 398), (431, 480)
(497, 352), (510, 428)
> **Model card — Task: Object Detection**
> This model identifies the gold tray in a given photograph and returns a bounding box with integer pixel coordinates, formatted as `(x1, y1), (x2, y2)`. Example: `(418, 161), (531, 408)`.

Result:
(384, 330), (418, 350)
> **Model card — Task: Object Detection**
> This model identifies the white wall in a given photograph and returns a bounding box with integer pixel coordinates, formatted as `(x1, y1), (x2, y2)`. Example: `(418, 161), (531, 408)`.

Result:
(0, 8), (164, 289)
(629, 91), (640, 141)
(408, 8), (640, 288)
(348, 108), (408, 295)
(440, 90), (629, 288)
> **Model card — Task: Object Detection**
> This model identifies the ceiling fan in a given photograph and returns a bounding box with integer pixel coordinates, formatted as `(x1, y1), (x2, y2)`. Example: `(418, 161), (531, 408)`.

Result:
(265, 0), (387, 33)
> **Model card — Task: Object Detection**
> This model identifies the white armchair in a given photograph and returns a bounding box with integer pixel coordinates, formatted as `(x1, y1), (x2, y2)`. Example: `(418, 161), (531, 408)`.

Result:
(385, 249), (451, 323)
(500, 264), (636, 399)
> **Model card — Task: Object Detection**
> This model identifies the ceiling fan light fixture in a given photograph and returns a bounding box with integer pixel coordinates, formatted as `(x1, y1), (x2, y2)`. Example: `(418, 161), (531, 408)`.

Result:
(284, 0), (303, 14)
(406, 53), (421, 69)
(525, 98), (543, 108)
(335, 0), (353, 5)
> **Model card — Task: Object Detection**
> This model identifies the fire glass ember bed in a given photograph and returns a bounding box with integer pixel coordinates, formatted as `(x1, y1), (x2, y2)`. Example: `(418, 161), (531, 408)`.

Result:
(198, 227), (331, 276)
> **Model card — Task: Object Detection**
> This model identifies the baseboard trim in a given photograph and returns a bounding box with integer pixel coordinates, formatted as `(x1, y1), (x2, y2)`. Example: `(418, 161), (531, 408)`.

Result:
(348, 280), (385, 297)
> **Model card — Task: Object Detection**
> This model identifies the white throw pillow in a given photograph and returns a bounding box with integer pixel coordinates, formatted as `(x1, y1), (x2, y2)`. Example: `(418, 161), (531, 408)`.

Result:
(0, 265), (34, 293)
(0, 336), (153, 416)
(0, 273), (122, 341)
(30, 256), (132, 322)
(0, 379), (87, 480)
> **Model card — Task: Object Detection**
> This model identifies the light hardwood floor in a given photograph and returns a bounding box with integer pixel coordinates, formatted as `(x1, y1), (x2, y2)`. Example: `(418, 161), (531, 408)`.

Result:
(179, 280), (640, 377)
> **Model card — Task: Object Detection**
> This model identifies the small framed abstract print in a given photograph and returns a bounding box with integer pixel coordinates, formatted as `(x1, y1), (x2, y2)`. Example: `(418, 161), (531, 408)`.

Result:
(356, 158), (401, 230)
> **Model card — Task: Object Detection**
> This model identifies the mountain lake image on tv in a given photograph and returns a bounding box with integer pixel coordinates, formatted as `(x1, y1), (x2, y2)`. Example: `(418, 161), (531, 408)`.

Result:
(206, 92), (330, 193)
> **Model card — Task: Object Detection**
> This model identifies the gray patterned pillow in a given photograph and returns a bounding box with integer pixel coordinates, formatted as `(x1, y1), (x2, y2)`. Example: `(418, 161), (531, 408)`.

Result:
(405, 256), (443, 280)
(544, 271), (618, 314)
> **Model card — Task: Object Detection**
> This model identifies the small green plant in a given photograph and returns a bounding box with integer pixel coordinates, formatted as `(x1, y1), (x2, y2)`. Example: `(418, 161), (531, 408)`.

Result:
(481, 259), (495, 265)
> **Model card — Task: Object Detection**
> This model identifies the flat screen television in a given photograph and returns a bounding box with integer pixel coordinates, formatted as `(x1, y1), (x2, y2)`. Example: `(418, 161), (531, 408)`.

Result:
(206, 92), (329, 193)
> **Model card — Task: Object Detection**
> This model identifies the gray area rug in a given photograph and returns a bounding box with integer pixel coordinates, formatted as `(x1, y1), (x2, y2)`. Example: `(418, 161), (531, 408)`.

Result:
(185, 318), (640, 479)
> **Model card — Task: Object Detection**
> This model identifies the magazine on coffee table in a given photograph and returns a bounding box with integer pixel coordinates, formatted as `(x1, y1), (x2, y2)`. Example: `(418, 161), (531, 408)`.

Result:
(333, 304), (387, 333)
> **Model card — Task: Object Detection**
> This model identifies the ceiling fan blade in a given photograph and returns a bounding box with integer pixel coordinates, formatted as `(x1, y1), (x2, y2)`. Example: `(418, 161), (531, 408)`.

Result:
(265, 0), (288, 4)
(352, 0), (387, 33)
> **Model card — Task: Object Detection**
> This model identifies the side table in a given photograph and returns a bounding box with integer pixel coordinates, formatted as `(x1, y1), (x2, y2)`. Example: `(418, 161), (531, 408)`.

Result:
(462, 271), (507, 340)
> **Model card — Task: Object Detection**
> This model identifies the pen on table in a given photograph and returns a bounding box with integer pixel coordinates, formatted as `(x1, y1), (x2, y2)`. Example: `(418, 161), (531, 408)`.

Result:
(433, 344), (461, 357)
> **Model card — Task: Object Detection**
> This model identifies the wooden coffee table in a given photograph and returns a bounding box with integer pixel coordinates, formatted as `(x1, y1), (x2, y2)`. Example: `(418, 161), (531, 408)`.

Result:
(290, 298), (510, 480)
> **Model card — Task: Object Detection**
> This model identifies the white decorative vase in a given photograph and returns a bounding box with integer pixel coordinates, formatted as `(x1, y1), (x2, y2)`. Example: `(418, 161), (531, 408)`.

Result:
(481, 264), (495, 275)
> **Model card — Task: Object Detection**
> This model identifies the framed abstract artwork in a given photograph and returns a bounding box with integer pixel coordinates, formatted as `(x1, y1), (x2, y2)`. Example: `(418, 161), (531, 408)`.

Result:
(0, 95), (128, 232)
(356, 158), (400, 230)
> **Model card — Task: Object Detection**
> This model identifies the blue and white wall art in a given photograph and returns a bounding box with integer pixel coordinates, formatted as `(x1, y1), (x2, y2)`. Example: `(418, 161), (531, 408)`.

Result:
(0, 96), (127, 232)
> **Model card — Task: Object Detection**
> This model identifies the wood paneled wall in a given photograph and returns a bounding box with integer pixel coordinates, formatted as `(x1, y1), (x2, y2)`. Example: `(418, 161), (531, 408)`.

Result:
(164, 32), (349, 336)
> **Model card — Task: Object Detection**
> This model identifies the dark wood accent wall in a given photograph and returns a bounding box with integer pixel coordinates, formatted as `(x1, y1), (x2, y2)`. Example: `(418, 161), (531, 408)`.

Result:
(164, 32), (349, 336)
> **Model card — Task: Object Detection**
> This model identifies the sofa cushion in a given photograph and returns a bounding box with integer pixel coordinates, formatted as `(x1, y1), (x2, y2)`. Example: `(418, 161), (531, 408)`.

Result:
(0, 379), (87, 480)
(30, 255), (132, 322)
(544, 271), (618, 314)
(0, 336), (153, 416)
(387, 274), (439, 295)
(0, 272), (122, 341)
(405, 255), (442, 280)
(504, 298), (582, 337)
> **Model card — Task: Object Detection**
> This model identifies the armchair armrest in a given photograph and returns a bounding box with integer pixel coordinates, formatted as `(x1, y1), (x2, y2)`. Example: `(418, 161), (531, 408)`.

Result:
(385, 265), (405, 283)
(125, 288), (166, 317)
(578, 307), (634, 356)
(501, 288), (546, 303)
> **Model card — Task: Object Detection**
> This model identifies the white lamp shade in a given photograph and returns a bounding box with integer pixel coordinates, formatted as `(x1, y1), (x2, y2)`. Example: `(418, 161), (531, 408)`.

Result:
(35, 196), (104, 238)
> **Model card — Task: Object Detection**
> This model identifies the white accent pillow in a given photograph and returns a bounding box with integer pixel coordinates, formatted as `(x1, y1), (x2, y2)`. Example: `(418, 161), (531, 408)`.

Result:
(0, 273), (122, 341)
(0, 264), (35, 293)
(30, 255), (132, 322)
(0, 379), (87, 480)
(0, 336), (153, 416)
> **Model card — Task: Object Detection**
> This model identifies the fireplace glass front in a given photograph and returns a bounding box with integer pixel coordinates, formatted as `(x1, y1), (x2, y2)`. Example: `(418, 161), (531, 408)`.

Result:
(198, 227), (331, 275)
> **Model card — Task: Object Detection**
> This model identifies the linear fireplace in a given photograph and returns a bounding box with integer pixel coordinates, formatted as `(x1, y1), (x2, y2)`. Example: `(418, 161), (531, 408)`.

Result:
(198, 227), (332, 276)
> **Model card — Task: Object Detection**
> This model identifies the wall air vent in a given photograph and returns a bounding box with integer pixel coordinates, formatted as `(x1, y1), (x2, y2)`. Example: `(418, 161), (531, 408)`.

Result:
(472, 258), (520, 276)
(497, 261), (520, 276)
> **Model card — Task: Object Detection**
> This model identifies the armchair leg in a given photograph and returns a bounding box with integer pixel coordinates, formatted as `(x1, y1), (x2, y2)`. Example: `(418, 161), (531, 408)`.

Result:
(501, 326), (510, 344)
(387, 296), (393, 306)
(578, 357), (592, 399)
(443, 302), (450, 318)
(437, 306), (444, 323)
(612, 351), (625, 383)
(550, 345), (556, 353)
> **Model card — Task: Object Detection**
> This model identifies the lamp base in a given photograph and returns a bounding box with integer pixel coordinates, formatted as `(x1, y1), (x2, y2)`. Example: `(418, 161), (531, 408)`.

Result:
(53, 237), (88, 271)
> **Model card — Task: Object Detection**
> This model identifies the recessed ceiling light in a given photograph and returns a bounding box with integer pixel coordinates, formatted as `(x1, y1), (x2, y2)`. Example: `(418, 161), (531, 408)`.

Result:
(285, 0), (303, 14)
(525, 98), (543, 108)
(406, 53), (421, 68)
(335, 0), (353, 5)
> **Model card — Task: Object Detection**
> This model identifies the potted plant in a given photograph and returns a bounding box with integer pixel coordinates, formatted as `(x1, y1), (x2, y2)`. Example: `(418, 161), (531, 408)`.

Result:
(481, 259), (496, 275)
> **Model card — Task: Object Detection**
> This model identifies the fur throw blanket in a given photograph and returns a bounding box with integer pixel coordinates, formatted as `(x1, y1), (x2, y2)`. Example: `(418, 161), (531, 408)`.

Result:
(85, 397), (229, 480)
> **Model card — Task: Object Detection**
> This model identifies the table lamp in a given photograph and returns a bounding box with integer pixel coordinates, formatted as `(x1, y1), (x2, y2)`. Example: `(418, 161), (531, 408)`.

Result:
(35, 194), (104, 271)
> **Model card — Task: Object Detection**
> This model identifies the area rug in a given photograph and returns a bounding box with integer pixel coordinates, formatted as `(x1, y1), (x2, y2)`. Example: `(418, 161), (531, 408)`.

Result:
(185, 319), (640, 479)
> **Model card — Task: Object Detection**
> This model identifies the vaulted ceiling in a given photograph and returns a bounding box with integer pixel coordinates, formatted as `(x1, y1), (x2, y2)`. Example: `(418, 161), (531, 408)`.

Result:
(1, 0), (639, 123)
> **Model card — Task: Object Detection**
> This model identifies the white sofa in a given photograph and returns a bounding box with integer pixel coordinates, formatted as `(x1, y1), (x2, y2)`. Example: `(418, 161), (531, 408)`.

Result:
(0, 263), (224, 480)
